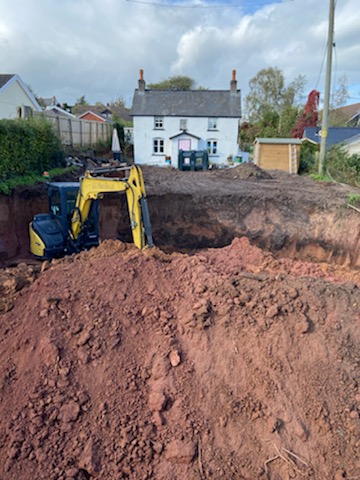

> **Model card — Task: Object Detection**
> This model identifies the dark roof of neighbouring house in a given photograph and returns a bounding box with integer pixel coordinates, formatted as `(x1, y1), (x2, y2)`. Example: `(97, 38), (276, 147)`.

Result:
(331, 102), (360, 121)
(131, 89), (242, 118)
(303, 127), (360, 145)
(42, 97), (61, 108)
(0, 74), (15, 89)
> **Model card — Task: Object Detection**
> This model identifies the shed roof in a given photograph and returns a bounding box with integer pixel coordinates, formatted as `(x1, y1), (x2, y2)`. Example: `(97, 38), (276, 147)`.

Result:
(131, 89), (241, 118)
(254, 138), (302, 145)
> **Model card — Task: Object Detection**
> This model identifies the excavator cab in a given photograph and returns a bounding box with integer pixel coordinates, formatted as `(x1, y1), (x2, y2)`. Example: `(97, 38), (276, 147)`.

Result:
(29, 165), (154, 260)
(48, 182), (99, 249)
(30, 182), (99, 260)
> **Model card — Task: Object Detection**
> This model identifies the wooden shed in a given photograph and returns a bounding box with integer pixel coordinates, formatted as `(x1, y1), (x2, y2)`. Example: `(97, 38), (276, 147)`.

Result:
(253, 138), (302, 174)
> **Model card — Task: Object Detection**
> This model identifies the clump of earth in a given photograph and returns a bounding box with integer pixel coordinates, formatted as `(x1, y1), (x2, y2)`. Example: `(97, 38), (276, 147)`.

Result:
(1, 237), (360, 479)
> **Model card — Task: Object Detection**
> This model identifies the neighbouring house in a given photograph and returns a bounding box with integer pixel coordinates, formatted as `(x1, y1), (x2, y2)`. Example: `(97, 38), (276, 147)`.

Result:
(303, 126), (360, 151)
(74, 104), (132, 123)
(342, 133), (360, 155)
(253, 138), (301, 174)
(45, 105), (76, 118)
(0, 74), (42, 119)
(42, 96), (62, 108)
(77, 110), (109, 123)
(130, 69), (241, 167)
(328, 102), (360, 127)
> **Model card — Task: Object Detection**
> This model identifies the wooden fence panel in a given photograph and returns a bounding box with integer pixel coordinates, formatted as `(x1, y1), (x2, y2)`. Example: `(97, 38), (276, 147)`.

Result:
(35, 112), (112, 148)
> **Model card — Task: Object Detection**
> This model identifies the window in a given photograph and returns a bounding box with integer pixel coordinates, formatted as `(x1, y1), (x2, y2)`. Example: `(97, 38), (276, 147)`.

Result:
(208, 118), (218, 130)
(207, 140), (218, 155)
(154, 116), (164, 129)
(180, 118), (187, 130)
(153, 138), (165, 154)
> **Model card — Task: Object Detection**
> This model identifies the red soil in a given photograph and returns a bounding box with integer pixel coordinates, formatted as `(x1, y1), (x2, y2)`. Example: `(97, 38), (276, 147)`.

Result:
(1, 237), (360, 479)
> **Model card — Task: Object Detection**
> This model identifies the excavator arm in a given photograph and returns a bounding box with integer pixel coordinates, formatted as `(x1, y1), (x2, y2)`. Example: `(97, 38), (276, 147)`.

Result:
(71, 165), (153, 250)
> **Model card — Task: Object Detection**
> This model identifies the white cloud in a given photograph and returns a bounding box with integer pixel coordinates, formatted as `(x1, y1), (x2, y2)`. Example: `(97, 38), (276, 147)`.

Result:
(0, 0), (359, 106)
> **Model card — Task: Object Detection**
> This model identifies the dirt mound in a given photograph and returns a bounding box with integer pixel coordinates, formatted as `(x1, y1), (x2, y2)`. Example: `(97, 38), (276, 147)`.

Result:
(1, 239), (360, 479)
(213, 163), (273, 180)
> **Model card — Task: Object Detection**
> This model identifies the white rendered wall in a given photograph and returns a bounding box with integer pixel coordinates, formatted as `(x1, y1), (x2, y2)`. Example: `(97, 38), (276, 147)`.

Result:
(133, 116), (239, 168)
(0, 81), (39, 119)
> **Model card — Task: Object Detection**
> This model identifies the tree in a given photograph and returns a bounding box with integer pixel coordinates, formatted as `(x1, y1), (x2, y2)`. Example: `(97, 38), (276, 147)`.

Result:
(329, 74), (350, 126)
(245, 67), (306, 123)
(291, 89), (320, 138)
(148, 75), (195, 90)
(109, 96), (127, 109)
(75, 95), (88, 106)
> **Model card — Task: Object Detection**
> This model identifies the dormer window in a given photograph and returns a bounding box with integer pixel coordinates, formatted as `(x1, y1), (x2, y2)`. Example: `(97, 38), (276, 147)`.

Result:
(208, 118), (218, 130)
(154, 116), (164, 129)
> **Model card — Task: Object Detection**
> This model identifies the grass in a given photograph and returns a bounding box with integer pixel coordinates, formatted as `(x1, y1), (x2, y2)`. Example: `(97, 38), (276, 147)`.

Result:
(347, 193), (360, 207)
(308, 173), (333, 183)
(0, 166), (78, 195)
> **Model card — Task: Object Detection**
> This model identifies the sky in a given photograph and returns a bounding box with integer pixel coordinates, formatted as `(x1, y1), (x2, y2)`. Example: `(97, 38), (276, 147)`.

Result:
(1, 0), (359, 112)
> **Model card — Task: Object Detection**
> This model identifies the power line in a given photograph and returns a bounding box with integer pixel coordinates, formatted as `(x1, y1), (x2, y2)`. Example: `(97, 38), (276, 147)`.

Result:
(125, 0), (294, 9)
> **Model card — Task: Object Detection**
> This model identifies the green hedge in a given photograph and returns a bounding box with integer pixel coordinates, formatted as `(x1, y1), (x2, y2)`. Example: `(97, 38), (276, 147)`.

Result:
(326, 145), (360, 187)
(0, 116), (64, 181)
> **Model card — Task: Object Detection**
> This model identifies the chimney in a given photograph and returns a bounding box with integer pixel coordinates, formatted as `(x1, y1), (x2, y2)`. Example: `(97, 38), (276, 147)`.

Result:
(230, 69), (237, 94)
(138, 69), (145, 93)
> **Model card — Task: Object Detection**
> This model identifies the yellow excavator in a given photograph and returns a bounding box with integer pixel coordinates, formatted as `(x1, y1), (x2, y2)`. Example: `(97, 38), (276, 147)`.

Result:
(29, 165), (154, 260)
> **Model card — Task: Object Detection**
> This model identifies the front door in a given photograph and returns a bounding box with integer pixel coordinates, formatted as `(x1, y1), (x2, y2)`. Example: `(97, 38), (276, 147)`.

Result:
(178, 139), (191, 151)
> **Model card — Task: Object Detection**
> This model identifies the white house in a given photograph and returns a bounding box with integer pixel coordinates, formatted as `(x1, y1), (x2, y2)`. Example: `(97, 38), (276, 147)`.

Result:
(343, 133), (360, 155)
(130, 70), (241, 168)
(0, 74), (42, 119)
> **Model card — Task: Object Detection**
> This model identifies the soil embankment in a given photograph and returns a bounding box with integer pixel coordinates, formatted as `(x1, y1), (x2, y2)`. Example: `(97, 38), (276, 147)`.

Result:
(1, 165), (360, 267)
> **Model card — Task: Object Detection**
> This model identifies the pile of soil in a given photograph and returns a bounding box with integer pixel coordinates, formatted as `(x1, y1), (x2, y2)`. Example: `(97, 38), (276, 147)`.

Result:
(212, 163), (273, 180)
(1, 238), (360, 479)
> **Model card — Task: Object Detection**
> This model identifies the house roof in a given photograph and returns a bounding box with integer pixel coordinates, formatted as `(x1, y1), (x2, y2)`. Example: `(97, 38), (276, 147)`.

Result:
(131, 89), (241, 118)
(331, 102), (360, 121)
(0, 74), (15, 89)
(77, 110), (108, 122)
(42, 97), (61, 107)
(344, 133), (360, 145)
(0, 73), (42, 111)
(254, 138), (302, 145)
(73, 104), (132, 122)
(303, 127), (360, 145)
(45, 105), (76, 118)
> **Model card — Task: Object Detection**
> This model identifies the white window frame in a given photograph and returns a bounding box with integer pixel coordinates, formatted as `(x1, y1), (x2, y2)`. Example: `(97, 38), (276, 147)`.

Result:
(207, 139), (218, 155)
(208, 118), (218, 130)
(153, 138), (165, 154)
(154, 116), (164, 129)
(180, 118), (187, 130)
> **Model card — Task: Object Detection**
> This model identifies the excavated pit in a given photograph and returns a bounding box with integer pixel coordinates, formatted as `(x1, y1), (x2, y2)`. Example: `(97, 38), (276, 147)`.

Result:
(1, 164), (360, 267)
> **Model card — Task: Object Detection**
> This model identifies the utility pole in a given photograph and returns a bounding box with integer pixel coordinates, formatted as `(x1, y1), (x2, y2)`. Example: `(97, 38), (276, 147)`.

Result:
(319, 0), (335, 175)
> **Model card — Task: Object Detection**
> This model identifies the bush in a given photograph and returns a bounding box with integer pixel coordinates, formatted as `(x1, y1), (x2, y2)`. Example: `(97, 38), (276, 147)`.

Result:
(299, 142), (317, 174)
(0, 117), (64, 181)
(326, 145), (360, 187)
